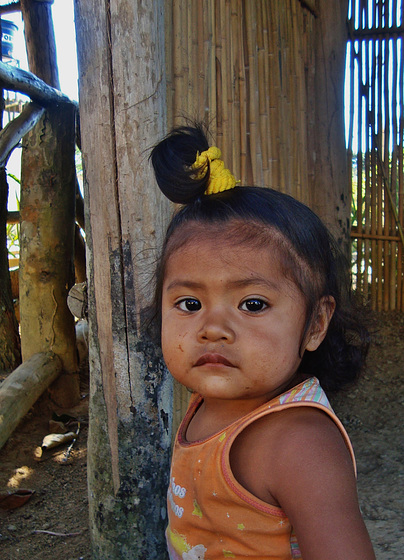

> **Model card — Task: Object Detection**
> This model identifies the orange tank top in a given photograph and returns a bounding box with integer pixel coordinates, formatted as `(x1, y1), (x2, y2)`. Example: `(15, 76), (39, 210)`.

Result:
(166, 377), (355, 560)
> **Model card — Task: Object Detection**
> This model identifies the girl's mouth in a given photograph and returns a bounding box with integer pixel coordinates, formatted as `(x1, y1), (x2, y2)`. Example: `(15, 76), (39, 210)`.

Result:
(194, 354), (235, 367)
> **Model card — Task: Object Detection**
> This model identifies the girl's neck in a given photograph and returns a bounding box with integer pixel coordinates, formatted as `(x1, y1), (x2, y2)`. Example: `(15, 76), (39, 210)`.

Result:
(185, 397), (262, 442)
(185, 374), (307, 442)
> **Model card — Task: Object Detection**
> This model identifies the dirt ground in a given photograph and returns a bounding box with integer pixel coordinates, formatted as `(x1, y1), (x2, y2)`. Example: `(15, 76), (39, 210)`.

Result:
(0, 310), (403, 560)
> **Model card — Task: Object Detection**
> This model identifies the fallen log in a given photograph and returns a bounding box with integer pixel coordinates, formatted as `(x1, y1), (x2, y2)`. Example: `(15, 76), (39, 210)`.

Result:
(0, 351), (62, 450)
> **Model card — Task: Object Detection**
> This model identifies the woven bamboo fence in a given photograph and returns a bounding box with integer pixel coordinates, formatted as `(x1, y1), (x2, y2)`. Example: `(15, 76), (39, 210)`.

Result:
(165, 0), (315, 204)
(347, 0), (404, 311)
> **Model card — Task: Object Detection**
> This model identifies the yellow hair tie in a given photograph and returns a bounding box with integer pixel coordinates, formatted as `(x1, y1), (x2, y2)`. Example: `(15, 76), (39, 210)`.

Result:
(192, 146), (237, 195)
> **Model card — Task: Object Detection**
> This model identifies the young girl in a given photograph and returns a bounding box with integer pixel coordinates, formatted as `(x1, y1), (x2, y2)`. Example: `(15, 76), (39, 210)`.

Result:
(150, 124), (376, 560)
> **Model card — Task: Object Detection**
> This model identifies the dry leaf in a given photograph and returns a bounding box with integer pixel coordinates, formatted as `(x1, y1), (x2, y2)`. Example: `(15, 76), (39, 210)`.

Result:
(0, 489), (35, 510)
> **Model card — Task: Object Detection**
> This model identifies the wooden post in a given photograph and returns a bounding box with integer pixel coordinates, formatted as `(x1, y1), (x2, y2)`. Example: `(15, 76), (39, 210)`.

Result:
(19, 103), (79, 406)
(19, 0), (80, 406)
(308, 0), (351, 254)
(0, 352), (62, 450)
(74, 0), (172, 557)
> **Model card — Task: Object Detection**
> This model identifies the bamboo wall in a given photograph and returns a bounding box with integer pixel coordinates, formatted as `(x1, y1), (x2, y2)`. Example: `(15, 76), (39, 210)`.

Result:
(165, 0), (315, 204)
(347, 0), (404, 310)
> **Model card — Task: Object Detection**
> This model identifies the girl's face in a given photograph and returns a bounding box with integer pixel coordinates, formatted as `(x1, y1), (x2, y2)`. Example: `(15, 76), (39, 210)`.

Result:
(161, 230), (331, 410)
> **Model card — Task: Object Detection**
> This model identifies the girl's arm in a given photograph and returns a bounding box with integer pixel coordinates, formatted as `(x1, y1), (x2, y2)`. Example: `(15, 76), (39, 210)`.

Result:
(230, 407), (376, 560)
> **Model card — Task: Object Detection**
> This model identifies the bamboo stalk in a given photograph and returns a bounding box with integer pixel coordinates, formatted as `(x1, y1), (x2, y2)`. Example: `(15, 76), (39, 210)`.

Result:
(257, 0), (268, 188)
(229, 0), (238, 172)
(382, 36), (390, 310)
(207, 0), (217, 136)
(398, 25), (404, 310)
(268, 0), (279, 189)
(196, 1), (205, 124)
(186, 0), (195, 119)
(389, 35), (398, 309)
(369, 35), (377, 308)
(165, 0), (174, 128)
(172, 0), (183, 124)
(351, 232), (401, 241)
(376, 35), (384, 310)
(215, 0), (224, 146)
(244, 1), (259, 186)
(225, 0), (234, 165)
(355, 33), (364, 292)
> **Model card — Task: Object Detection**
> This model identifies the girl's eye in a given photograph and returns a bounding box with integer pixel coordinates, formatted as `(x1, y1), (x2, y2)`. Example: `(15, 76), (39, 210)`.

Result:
(176, 298), (202, 312)
(240, 298), (268, 313)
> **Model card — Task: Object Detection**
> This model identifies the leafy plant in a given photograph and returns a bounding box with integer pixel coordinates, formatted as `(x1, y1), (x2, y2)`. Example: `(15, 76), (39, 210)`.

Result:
(6, 173), (20, 261)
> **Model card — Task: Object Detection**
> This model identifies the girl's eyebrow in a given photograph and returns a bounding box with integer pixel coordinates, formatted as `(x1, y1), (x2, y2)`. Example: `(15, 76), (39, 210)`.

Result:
(229, 277), (281, 291)
(165, 277), (281, 292)
(165, 280), (206, 292)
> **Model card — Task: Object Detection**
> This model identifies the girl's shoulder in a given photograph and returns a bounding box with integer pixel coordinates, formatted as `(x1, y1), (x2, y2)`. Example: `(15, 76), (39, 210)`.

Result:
(230, 406), (375, 559)
(229, 404), (351, 507)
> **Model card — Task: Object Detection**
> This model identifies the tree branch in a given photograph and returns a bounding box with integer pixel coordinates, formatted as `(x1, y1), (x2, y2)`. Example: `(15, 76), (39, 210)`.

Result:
(0, 60), (76, 107)
(0, 101), (44, 166)
(0, 2), (21, 15)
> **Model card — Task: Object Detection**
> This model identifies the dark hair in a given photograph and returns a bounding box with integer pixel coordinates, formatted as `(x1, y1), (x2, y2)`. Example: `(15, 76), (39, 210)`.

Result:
(149, 124), (369, 393)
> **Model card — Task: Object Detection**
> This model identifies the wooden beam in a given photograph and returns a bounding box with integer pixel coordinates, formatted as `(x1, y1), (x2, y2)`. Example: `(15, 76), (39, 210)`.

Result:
(0, 2), (21, 15)
(0, 60), (74, 107)
(347, 25), (404, 39)
(0, 352), (62, 450)
(351, 231), (401, 242)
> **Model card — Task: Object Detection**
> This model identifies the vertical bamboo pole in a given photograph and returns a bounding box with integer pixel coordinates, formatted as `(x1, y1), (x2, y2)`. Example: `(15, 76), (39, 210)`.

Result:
(389, 34), (397, 309)
(238, 0), (249, 184)
(258, 0), (269, 187)
(207, 0), (217, 137)
(230, 0), (241, 180)
(257, 0), (269, 188)
(196, 0), (205, 124)
(370, 31), (377, 308)
(224, 0), (234, 166)
(357, 34), (374, 299)
(278, 3), (288, 194)
(267, 0), (279, 189)
(186, 1), (194, 119)
(165, 1), (174, 128)
(397, 27), (404, 311)
(382, 36), (390, 310)
(296, 2), (309, 204)
(215, 1), (224, 145)
(244, 1), (260, 186)
(376, 34), (384, 310)
(172, 0), (183, 124)
(366, 1), (374, 308)
(347, 35), (359, 291)
(360, 1), (370, 302)
(289, 0), (298, 199)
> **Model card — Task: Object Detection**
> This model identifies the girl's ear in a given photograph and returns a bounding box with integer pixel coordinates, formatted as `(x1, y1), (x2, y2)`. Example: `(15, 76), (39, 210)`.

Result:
(305, 296), (336, 352)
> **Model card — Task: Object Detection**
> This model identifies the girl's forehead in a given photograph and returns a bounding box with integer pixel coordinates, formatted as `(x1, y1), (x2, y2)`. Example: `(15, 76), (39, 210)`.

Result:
(162, 219), (315, 297)
(165, 219), (288, 255)
(164, 222), (293, 279)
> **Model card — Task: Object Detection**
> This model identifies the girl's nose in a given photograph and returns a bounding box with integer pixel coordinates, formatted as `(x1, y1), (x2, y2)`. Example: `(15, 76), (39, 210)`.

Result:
(197, 310), (235, 343)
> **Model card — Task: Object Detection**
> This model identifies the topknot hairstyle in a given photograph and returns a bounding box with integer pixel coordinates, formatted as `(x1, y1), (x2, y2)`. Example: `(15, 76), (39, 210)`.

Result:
(149, 123), (369, 393)
(150, 124), (210, 203)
